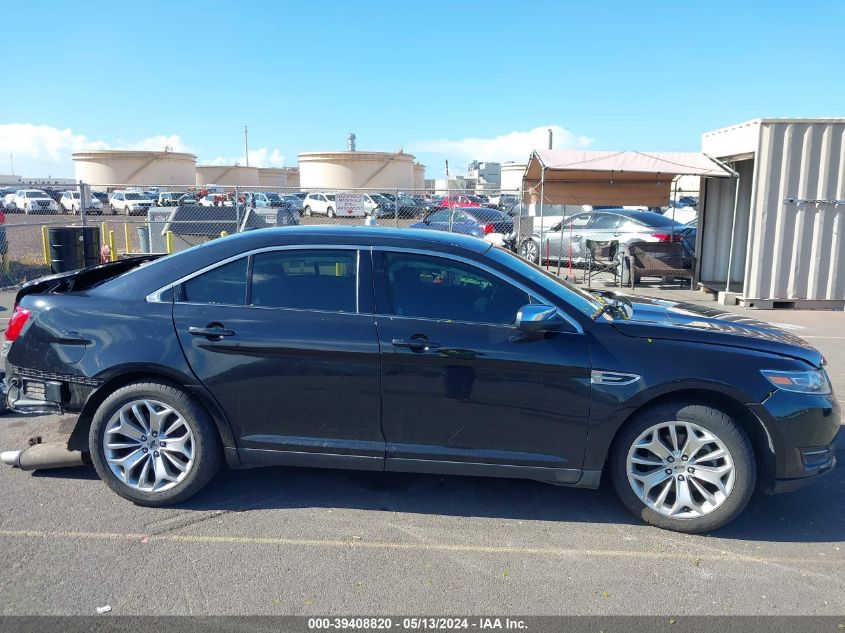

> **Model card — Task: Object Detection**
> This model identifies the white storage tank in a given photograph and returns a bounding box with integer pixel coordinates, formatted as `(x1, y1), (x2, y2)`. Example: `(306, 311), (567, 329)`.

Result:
(298, 151), (416, 190)
(258, 168), (289, 188)
(413, 163), (426, 190)
(196, 165), (260, 187)
(72, 150), (197, 187)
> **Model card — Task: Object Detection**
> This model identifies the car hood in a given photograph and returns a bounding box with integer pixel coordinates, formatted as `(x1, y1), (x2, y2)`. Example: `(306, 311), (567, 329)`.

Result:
(610, 294), (823, 367)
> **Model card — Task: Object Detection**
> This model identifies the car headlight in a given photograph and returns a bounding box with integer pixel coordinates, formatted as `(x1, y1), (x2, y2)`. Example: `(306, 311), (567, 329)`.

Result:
(761, 369), (831, 395)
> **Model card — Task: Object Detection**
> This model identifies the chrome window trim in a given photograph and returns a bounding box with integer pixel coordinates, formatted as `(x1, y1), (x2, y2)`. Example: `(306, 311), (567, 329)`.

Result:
(590, 370), (641, 386)
(373, 246), (584, 334)
(146, 244), (364, 305)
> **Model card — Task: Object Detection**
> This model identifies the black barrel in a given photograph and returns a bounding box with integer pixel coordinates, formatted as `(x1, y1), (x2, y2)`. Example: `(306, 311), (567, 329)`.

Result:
(48, 226), (101, 273)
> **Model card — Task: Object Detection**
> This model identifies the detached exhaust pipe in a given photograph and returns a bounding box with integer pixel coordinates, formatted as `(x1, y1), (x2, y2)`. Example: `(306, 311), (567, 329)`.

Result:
(1, 443), (90, 471)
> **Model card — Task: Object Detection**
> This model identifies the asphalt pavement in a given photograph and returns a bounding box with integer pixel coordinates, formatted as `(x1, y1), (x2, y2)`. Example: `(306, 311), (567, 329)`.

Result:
(0, 287), (843, 615)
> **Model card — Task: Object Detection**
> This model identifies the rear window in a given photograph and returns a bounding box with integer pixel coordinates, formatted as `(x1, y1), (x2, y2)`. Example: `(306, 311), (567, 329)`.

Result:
(251, 250), (357, 312)
(182, 258), (248, 305)
(631, 211), (686, 229)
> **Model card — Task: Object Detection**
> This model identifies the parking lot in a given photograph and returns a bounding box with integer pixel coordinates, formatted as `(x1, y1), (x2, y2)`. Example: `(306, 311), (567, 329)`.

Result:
(0, 288), (842, 616)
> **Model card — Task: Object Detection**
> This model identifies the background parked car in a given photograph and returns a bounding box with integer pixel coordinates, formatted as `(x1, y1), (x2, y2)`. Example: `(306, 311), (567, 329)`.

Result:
(91, 191), (110, 206)
(517, 208), (691, 277)
(302, 193), (339, 217)
(436, 194), (484, 209)
(12, 190), (59, 214)
(109, 191), (155, 215)
(411, 207), (514, 246)
(59, 190), (104, 214)
(157, 192), (186, 207)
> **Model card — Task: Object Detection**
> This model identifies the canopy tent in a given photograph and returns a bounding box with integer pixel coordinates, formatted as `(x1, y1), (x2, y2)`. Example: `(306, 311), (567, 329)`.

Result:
(523, 150), (733, 207)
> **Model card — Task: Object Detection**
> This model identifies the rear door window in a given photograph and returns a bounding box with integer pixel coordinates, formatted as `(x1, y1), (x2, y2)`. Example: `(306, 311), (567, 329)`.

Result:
(181, 258), (248, 305)
(250, 250), (358, 312)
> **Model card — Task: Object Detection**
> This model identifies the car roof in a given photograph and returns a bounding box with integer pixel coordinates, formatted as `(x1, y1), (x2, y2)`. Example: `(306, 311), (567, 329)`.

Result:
(95, 226), (494, 299)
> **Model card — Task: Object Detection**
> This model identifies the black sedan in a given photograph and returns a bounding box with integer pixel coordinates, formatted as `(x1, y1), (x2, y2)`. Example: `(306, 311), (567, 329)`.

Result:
(3, 227), (839, 532)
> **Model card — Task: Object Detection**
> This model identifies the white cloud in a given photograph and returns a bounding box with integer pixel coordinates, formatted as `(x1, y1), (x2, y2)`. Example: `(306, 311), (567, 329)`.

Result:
(0, 123), (194, 177)
(203, 147), (287, 168)
(410, 125), (593, 165)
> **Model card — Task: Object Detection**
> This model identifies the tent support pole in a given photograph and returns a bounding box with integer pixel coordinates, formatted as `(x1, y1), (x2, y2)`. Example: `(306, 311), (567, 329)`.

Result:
(725, 171), (740, 295)
(538, 167), (545, 268)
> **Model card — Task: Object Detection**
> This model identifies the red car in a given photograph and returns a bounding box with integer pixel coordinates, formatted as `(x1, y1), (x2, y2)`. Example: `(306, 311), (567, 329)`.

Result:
(436, 194), (488, 209)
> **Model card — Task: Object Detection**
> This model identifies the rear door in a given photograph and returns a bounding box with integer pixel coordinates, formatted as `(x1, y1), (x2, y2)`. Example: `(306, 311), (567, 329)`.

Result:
(172, 247), (384, 466)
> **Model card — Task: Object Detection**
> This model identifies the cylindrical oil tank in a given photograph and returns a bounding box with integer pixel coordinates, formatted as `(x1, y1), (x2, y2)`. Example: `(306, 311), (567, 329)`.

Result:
(48, 226), (101, 273)
(72, 150), (197, 187)
(258, 168), (289, 188)
(298, 151), (415, 190)
(413, 163), (426, 190)
(195, 165), (260, 187)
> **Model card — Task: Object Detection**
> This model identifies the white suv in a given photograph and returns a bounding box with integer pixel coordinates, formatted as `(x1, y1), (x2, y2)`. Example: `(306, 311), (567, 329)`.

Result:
(109, 191), (155, 215)
(12, 190), (59, 214)
(59, 191), (104, 214)
(302, 193), (337, 217)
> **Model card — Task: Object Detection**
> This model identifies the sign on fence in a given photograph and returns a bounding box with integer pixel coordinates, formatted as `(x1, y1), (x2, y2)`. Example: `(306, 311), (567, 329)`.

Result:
(336, 192), (365, 217)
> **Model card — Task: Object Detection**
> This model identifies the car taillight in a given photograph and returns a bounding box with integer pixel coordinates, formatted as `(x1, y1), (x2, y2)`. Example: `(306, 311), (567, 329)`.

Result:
(652, 233), (683, 242)
(482, 223), (495, 234)
(5, 306), (31, 342)
(0, 210), (5, 224)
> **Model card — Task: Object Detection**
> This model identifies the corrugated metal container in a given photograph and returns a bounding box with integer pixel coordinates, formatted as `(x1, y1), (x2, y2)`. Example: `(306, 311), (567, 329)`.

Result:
(700, 118), (845, 307)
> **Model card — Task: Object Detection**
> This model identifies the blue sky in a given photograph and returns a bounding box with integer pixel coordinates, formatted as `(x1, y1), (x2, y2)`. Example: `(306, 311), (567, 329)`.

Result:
(2, 0), (844, 178)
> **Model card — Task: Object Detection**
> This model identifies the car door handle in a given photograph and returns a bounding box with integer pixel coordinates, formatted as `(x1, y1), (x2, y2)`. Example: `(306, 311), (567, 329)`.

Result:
(392, 337), (441, 351)
(189, 324), (235, 339)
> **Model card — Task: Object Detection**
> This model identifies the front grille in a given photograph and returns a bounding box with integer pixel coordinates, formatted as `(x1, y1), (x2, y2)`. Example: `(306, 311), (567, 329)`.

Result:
(801, 445), (835, 471)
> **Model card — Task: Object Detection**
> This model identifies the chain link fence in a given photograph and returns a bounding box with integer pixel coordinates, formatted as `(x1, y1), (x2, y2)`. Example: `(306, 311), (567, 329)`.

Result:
(0, 181), (681, 291)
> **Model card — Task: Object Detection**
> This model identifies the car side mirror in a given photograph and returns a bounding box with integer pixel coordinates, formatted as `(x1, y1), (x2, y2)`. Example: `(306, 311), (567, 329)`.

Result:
(515, 304), (565, 332)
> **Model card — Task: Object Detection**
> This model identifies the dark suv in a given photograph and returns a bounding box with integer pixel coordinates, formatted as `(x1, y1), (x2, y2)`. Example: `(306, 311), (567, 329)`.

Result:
(3, 227), (838, 533)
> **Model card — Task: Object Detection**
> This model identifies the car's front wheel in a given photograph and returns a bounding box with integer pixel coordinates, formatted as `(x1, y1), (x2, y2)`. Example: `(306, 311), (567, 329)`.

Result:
(518, 239), (540, 263)
(303, 205), (312, 217)
(610, 401), (755, 533)
(89, 381), (222, 506)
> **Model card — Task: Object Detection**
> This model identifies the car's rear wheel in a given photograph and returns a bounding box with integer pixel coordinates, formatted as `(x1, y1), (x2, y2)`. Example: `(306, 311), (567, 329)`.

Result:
(610, 402), (755, 533)
(519, 239), (539, 263)
(326, 206), (335, 218)
(89, 381), (222, 506)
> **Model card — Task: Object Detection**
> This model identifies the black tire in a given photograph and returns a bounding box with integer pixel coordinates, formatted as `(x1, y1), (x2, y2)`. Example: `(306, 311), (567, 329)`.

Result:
(89, 380), (222, 506)
(124, 206), (132, 216)
(610, 401), (756, 533)
(303, 205), (312, 217)
(326, 206), (335, 218)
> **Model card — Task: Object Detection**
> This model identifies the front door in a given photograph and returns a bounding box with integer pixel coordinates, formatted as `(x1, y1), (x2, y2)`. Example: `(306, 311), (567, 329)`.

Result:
(372, 250), (591, 481)
(172, 248), (384, 465)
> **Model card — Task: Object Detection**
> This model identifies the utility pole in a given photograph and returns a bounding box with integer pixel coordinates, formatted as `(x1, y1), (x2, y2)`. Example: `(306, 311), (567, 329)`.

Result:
(244, 126), (249, 167)
(10, 153), (14, 175)
(548, 128), (553, 150)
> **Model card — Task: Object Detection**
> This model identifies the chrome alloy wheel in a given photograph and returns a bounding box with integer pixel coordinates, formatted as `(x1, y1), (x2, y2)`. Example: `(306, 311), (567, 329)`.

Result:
(103, 399), (195, 493)
(520, 240), (539, 263)
(626, 421), (736, 519)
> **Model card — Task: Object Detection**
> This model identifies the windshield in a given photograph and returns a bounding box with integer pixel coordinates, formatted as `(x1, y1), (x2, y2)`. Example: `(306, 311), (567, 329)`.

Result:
(125, 193), (145, 200)
(26, 191), (49, 198)
(633, 211), (687, 229)
(487, 247), (602, 318)
(326, 194), (335, 201)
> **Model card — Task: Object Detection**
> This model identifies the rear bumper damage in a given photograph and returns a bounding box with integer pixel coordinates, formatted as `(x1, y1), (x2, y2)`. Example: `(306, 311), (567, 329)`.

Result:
(4, 363), (98, 415)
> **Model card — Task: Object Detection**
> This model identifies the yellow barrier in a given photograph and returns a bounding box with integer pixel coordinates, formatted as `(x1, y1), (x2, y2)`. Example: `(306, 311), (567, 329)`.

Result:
(165, 230), (174, 254)
(41, 225), (50, 265)
(100, 221), (107, 245)
(124, 223), (131, 255)
(108, 231), (116, 262)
